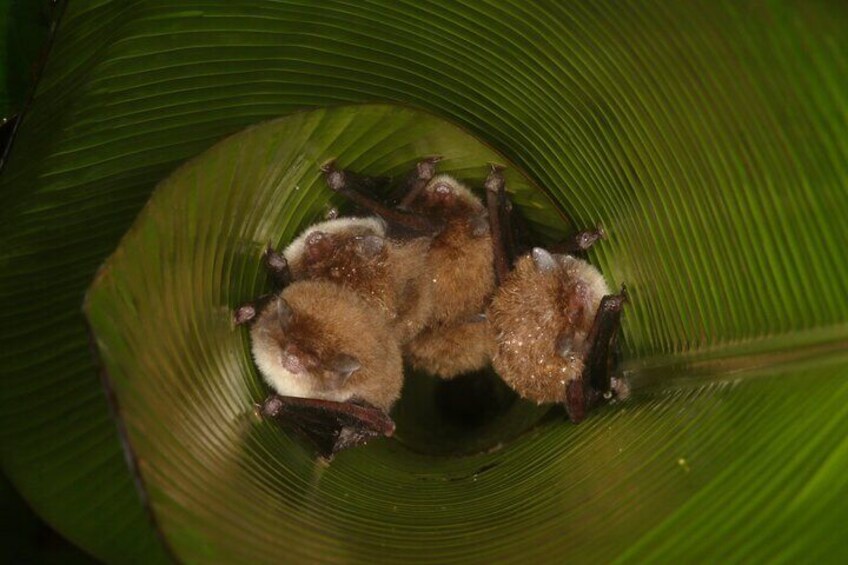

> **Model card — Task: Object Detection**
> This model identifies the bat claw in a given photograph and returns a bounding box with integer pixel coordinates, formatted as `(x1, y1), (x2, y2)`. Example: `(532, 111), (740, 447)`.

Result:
(484, 165), (506, 193)
(320, 159), (349, 192)
(319, 158), (337, 174)
(252, 402), (264, 419)
(596, 224), (607, 240)
(574, 227), (606, 251)
(601, 292), (627, 313)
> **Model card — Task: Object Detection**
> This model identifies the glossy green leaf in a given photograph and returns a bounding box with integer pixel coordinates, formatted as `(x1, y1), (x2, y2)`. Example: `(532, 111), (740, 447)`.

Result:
(2, 0), (847, 562)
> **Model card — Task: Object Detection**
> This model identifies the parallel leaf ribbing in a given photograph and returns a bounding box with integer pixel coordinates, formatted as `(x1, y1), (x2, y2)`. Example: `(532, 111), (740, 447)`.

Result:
(1, 1), (847, 562)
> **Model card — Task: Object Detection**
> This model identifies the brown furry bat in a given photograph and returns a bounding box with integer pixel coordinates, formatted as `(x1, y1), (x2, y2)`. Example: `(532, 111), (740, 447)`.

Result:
(488, 248), (627, 422)
(401, 174), (495, 324)
(400, 174), (498, 378)
(250, 281), (404, 412)
(281, 216), (434, 343)
(237, 277), (405, 457)
(322, 163), (497, 379)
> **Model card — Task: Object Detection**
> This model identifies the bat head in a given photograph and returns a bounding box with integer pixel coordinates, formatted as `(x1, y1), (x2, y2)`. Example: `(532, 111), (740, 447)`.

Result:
(250, 280), (403, 411)
(411, 175), (485, 219)
(283, 216), (387, 276)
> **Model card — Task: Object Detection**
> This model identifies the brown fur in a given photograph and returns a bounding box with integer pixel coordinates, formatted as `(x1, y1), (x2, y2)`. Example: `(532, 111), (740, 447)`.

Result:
(251, 281), (403, 411)
(388, 238), (437, 341)
(404, 318), (494, 379)
(285, 221), (378, 275)
(407, 175), (495, 324)
(290, 229), (434, 343)
(399, 176), (497, 377)
(487, 253), (608, 404)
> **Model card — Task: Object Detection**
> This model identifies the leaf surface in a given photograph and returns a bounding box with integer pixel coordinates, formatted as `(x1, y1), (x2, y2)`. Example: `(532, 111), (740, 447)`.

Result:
(2, 1), (847, 562)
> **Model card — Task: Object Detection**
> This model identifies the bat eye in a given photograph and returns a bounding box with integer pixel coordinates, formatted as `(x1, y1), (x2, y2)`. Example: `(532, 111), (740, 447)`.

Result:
(531, 247), (557, 273)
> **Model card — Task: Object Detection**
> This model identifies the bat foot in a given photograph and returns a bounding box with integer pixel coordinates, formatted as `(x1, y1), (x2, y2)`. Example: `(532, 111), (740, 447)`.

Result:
(416, 156), (442, 181)
(320, 159), (346, 191)
(602, 286), (628, 312)
(233, 303), (257, 325)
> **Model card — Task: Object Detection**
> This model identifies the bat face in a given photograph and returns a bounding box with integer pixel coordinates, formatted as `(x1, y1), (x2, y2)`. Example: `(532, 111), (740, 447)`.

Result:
(488, 248), (611, 404)
(284, 216), (387, 275)
(408, 174), (487, 221)
(250, 280), (403, 411)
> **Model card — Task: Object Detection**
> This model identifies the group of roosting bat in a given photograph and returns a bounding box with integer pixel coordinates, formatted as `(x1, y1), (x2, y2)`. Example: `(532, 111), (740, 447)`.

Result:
(235, 158), (628, 458)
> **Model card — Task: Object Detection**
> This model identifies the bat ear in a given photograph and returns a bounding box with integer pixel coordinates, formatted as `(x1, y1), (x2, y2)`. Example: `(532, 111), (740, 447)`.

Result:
(355, 235), (385, 259)
(556, 333), (574, 358)
(305, 231), (330, 261)
(327, 353), (362, 385)
(532, 247), (557, 273)
(471, 214), (490, 238)
(276, 297), (294, 329)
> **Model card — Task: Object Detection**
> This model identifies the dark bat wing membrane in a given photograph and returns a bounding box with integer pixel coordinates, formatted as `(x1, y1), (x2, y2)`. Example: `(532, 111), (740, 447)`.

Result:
(259, 395), (395, 459)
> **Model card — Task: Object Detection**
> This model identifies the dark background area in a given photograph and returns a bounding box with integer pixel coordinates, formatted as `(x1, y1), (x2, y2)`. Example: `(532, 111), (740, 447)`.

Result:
(1, 2), (97, 562)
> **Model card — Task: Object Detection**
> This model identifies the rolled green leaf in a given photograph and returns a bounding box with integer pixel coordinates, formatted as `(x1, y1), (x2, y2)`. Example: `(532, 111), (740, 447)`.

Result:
(2, 1), (847, 562)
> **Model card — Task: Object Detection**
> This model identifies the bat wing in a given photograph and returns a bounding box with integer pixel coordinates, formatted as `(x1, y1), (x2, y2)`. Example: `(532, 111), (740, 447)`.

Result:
(259, 394), (395, 459)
